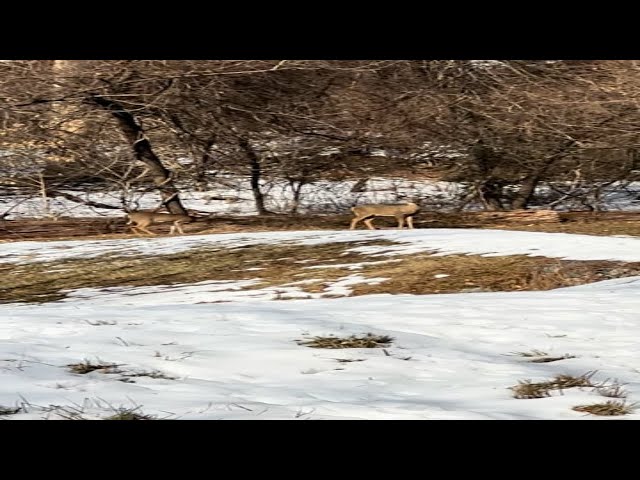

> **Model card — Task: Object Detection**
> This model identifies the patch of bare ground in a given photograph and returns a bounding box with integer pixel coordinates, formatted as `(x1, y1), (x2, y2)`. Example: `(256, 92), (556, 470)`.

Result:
(3, 210), (640, 242)
(4, 236), (640, 303)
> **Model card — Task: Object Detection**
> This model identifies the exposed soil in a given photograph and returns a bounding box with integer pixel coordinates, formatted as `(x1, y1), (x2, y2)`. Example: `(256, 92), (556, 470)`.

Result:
(2, 210), (640, 243)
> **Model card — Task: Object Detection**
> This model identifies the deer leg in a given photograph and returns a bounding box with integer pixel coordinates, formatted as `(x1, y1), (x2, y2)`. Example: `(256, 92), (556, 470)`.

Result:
(174, 221), (185, 235)
(350, 217), (362, 230)
(364, 218), (376, 230)
(132, 225), (154, 236)
(396, 215), (405, 229)
(136, 223), (156, 235)
(130, 223), (153, 236)
(127, 219), (138, 235)
(406, 215), (414, 229)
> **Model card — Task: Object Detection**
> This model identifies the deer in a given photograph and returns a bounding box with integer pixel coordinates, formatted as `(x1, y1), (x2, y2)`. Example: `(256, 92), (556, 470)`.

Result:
(349, 201), (420, 230)
(126, 211), (195, 236)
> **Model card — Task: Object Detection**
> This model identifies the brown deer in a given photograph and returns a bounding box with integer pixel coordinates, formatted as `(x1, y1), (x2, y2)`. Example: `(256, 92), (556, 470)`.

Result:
(126, 211), (194, 235)
(350, 202), (420, 230)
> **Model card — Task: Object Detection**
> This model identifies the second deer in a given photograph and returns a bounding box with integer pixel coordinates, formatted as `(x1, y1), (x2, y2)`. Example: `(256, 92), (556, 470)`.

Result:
(350, 202), (420, 230)
(126, 211), (194, 235)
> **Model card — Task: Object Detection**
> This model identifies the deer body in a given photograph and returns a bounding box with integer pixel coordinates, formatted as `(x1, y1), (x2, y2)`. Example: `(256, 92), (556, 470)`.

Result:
(350, 202), (420, 230)
(126, 212), (194, 235)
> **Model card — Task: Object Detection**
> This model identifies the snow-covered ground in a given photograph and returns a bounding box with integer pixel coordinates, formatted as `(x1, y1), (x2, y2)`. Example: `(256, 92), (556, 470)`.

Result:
(0, 177), (460, 219)
(2, 229), (640, 419)
(4, 228), (640, 265)
(4, 177), (640, 219)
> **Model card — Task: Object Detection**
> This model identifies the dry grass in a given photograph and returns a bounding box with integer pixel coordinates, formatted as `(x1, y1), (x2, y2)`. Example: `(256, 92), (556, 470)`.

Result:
(0, 240), (394, 304)
(509, 350), (577, 363)
(512, 373), (633, 405)
(528, 355), (577, 363)
(10, 397), (162, 420)
(510, 380), (553, 399)
(4, 231), (640, 304)
(69, 362), (175, 382)
(511, 349), (549, 357)
(104, 407), (158, 420)
(593, 379), (628, 398)
(490, 216), (640, 237)
(5, 211), (640, 243)
(572, 400), (636, 416)
(52, 405), (158, 420)
(297, 333), (394, 349)
(350, 255), (640, 297)
(67, 361), (121, 375)
(552, 372), (597, 389)
(510, 372), (596, 399)
(121, 370), (176, 380)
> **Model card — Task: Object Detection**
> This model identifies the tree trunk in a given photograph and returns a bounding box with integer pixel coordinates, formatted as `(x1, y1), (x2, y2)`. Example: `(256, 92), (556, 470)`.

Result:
(288, 179), (307, 215)
(470, 142), (506, 210)
(509, 125), (618, 210)
(238, 138), (271, 215)
(511, 173), (540, 210)
(477, 180), (505, 211)
(350, 177), (369, 193)
(87, 94), (188, 215)
(51, 61), (86, 135)
(194, 138), (216, 192)
(511, 143), (580, 210)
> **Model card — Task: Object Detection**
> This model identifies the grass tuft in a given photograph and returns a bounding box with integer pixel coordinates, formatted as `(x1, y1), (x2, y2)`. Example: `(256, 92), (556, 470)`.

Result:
(104, 406), (158, 420)
(121, 369), (177, 380)
(67, 360), (122, 375)
(509, 350), (576, 363)
(298, 333), (394, 349)
(572, 400), (636, 416)
(510, 372), (596, 399)
(528, 355), (576, 363)
(511, 349), (549, 357)
(593, 379), (628, 398)
(510, 380), (553, 399)
(4, 238), (640, 304)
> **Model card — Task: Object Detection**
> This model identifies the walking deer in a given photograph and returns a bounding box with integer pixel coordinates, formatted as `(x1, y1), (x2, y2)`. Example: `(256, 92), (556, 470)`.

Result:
(126, 211), (194, 235)
(350, 202), (420, 230)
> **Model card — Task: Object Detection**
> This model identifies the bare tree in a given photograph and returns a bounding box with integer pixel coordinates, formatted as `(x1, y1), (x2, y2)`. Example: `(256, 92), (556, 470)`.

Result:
(5, 59), (640, 218)
(384, 60), (640, 210)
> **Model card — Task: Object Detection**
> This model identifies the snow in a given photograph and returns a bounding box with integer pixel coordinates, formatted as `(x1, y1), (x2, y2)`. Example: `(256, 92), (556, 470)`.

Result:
(2, 277), (640, 420)
(3, 177), (640, 220)
(0, 177), (461, 219)
(2, 228), (640, 419)
(3, 228), (640, 266)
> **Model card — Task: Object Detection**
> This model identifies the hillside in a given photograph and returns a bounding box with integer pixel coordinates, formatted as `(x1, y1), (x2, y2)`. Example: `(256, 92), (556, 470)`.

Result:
(2, 228), (640, 419)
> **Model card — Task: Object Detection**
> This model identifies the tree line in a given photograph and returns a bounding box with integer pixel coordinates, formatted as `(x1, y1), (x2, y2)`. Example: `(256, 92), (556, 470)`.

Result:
(2, 60), (640, 215)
